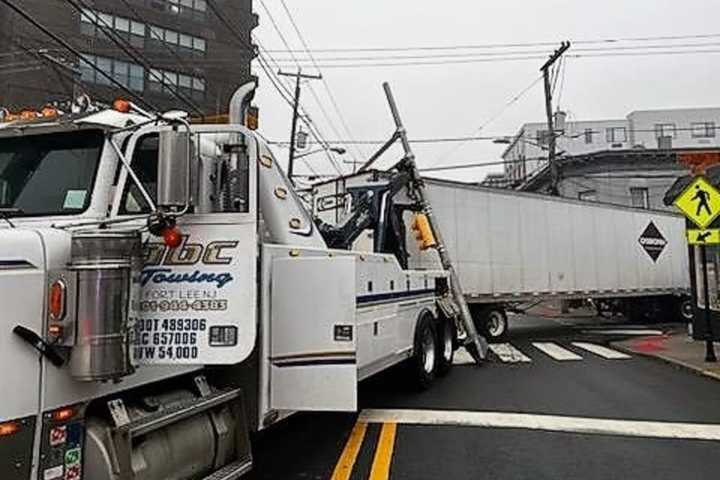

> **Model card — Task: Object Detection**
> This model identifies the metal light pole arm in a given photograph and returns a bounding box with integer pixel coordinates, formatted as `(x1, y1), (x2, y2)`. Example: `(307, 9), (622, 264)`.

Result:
(381, 82), (488, 363)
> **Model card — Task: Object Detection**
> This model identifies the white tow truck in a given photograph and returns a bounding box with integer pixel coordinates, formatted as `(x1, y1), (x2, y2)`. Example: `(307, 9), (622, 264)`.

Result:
(0, 84), (470, 480)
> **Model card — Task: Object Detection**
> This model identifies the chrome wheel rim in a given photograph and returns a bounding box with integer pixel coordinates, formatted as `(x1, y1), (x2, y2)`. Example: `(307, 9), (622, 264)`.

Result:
(422, 328), (435, 374)
(443, 323), (453, 361)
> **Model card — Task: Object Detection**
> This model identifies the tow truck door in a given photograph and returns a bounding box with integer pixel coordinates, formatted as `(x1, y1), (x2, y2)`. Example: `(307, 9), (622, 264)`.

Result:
(269, 255), (357, 411)
(111, 125), (258, 366)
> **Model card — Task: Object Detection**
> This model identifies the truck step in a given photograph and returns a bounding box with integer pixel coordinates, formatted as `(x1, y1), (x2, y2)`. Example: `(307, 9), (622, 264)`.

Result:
(120, 388), (243, 438)
(201, 460), (253, 480)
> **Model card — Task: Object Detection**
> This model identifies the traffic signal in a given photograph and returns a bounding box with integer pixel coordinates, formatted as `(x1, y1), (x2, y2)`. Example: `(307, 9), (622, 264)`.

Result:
(411, 213), (437, 250)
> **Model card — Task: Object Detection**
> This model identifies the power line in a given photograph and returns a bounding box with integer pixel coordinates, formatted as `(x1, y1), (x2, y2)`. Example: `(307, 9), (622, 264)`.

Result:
(270, 124), (720, 146)
(268, 41), (720, 63)
(116, 0), (224, 111)
(265, 33), (720, 53)
(426, 74), (545, 168)
(278, 0), (367, 163)
(201, 2), (325, 176)
(268, 48), (720, 69)
(66, 0), (203, 115)
(257, 0), (345, 174)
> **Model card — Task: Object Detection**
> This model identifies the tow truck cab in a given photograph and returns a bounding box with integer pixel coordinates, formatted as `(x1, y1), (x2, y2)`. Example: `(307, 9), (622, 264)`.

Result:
(0, 106), (267, 479)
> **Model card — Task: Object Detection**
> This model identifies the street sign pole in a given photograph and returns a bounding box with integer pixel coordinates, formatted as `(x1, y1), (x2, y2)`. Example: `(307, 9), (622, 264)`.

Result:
(700, 244), (718, 362)
(673, 174), (720, 363)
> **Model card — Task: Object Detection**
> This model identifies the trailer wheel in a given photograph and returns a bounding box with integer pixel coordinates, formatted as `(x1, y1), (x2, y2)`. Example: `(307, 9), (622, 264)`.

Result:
(413, 313), (438, 389)
(472, 306), (508, 343)
(436, 319), (456, 377)
(676, 297), (695, 323)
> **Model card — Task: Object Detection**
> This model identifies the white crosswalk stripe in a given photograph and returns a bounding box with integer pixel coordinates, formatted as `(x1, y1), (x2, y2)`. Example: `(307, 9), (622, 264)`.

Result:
(488, 343), (532, 363)
(571, 342), (632, 359)
(453, 348), (476, 365)
(452, 342), (633, 365)
(531, 342), (583, 361)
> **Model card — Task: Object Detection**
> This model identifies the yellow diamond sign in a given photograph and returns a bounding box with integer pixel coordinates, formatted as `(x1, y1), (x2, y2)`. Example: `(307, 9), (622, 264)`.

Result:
(674, 176), (720, 229)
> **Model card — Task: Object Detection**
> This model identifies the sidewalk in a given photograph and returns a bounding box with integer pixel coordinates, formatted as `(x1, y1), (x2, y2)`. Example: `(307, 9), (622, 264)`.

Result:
(613, 330), (720, 381)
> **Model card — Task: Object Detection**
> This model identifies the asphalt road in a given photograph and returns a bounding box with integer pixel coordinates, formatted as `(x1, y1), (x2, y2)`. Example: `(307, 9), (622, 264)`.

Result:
(249, 314), (720, 480)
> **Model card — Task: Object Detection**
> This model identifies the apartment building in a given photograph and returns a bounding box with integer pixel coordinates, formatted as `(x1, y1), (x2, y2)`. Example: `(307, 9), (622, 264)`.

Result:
(0, 0), (257, 116)
(502, 107), (720, 210)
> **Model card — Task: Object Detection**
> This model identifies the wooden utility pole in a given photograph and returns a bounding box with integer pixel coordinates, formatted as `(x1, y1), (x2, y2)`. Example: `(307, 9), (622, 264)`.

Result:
(540, 41), (571, 195)
(278, 69), (322, 181)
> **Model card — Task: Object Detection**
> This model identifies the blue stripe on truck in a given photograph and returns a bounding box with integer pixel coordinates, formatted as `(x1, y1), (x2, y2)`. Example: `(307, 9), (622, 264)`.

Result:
(356, 288), (435, 306)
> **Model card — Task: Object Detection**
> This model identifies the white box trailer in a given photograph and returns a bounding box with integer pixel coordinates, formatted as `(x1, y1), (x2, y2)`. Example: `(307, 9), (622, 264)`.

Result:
(308, 173), (693, 341)
(425, 177), (690, 301)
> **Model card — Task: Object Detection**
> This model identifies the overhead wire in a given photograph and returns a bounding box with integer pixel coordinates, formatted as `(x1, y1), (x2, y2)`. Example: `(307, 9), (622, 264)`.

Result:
(65, 0), (203, 116)
(278, 0), (367, 163)
(0, 0), (157, 110)
(267, 41), (720, 63)
(257, 0), (344, 174)
(203, 0), (324, 176)
(265, 33), (720, 53)
(116, 0), (226, 114)
(267, 47), (720, 69)
(425, 74), (545, 169)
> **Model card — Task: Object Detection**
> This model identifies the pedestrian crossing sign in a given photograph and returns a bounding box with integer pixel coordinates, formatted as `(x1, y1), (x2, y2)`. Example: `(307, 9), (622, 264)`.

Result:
(687, 228), (720, 245)
(674, 176), (720, 229)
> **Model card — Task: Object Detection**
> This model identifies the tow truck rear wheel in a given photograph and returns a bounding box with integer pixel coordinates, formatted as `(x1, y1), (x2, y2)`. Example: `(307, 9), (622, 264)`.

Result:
(413, 313), (439, 390)
(435, 319), (456, 377)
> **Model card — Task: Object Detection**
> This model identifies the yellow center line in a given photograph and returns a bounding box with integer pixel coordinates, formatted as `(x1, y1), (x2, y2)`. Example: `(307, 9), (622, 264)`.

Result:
(331, 421), (368, 480)
(369, 423), (397, 480)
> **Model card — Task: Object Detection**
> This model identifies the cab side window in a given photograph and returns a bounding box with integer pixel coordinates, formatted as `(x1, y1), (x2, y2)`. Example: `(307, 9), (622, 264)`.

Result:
(120, 134), (158, 214)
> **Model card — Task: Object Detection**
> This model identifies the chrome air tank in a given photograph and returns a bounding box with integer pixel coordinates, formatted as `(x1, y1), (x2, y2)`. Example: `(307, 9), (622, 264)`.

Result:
(68, 231), (142, 382)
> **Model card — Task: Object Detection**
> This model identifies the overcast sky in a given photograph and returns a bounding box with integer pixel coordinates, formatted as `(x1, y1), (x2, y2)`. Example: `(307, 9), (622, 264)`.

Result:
(253, 0), (720, 182)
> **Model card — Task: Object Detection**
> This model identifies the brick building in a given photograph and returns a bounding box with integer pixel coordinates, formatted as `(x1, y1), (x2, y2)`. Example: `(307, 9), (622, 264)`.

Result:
(0, 0), (257, 116)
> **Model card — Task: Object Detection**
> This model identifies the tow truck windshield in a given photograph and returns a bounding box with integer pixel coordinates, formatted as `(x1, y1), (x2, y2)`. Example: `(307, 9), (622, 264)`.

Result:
(0, 130), (103, 217)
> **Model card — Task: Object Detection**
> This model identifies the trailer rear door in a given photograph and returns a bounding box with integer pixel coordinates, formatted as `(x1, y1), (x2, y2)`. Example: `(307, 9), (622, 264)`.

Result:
(269, 256), (358, 411)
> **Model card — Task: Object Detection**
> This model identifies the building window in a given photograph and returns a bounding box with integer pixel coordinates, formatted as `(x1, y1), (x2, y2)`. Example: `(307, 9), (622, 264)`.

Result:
(630, 187), (649, 209)
(161, 0), (207, 19)
(692, 122), (716, 138)
(606, 127), (627, 143)
(148, 67), (206, 98)
(80, 54), (145, 92)
(148, 25), (207, 54)
(80, 9), (145, 48)
(579, 190), (597, 202)
(654, 123), (677, 139)
(82, 8), (206, 54)
(584, 128), (593, 144)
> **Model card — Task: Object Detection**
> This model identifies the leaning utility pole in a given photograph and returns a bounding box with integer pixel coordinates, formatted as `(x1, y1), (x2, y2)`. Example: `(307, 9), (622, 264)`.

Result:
(540, 41), (571, 195)
(361, 83), (489, 364)
(278, 69), (322, 181)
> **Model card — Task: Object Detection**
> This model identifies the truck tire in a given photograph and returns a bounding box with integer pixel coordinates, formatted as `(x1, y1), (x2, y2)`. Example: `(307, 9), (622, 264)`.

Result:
(676, 296), (695, 323)
(471, 306), (509, 343)
(413, 313), (439, 390)
(435, 319), (456, 377)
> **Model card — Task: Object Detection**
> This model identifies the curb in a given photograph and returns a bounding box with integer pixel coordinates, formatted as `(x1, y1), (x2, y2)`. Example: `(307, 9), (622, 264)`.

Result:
(612, 339), (720, 382)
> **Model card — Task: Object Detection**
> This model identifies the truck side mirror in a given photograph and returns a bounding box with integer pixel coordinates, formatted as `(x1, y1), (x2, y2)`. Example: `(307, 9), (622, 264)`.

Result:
(157, 128), (192, 212)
